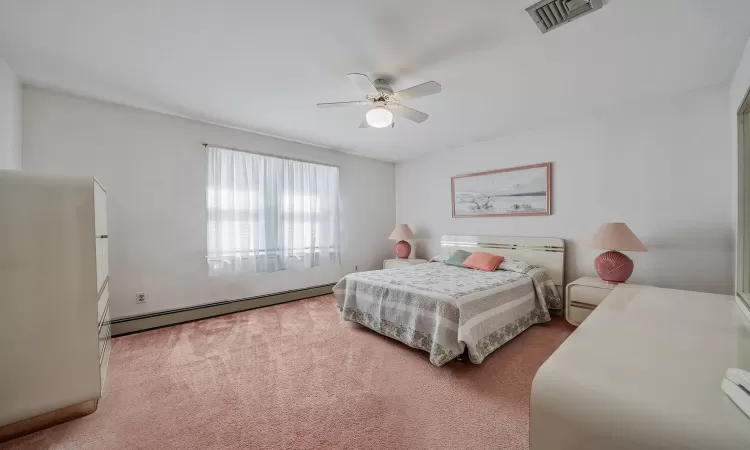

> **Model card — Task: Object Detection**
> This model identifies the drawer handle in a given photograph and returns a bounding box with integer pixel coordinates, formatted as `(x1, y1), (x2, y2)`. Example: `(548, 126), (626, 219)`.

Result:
(97, 234), (109, 239)
(570, 301), (597, 311)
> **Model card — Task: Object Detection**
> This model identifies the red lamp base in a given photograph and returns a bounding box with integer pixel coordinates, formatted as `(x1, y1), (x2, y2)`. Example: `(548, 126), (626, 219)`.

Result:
(594, 250), (633, 284)
(395, 240), (411, 259)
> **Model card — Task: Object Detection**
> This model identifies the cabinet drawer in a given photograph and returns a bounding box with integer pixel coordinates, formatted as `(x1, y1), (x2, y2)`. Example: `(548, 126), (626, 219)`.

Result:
(568, 285), (611, 307)
(94, 181), (108, 236)
(97, 281), (109, 326)
(384, 260), (426, 269)
(99, 302), (111, 357)
(384, 261), (409, 269)
(95, 237), (109, 295)
(568, 304), (595, 326)
(100, 334), (111, 391)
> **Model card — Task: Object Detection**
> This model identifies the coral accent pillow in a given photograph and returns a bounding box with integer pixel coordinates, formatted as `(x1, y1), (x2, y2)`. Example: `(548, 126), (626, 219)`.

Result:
(463, 252), (504, 271)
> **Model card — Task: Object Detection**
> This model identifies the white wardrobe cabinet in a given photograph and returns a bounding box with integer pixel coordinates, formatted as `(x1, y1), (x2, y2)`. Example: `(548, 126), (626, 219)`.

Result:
(0, 171), (111, 442)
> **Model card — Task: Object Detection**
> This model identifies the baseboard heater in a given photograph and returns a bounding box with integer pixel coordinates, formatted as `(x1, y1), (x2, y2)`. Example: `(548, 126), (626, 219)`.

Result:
(110, 283), (335, 337)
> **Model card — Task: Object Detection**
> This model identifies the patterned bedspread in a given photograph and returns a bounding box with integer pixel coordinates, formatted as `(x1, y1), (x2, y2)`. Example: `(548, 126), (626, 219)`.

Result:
(333, 261), (562, 366)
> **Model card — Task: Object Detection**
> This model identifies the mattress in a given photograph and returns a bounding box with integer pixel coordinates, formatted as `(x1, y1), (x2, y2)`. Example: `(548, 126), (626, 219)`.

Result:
(333, 261), (562, 366)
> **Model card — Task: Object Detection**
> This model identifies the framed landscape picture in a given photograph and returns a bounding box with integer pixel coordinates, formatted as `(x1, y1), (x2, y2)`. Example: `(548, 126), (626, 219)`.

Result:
(451, 162), (551, 217)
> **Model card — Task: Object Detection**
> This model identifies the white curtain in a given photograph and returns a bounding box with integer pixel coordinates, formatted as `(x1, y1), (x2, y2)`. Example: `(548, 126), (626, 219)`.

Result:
(206, 146), (341, 275)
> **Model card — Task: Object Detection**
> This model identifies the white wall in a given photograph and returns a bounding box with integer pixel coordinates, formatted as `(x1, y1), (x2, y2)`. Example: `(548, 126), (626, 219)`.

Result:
(731, 38), (750, 116)
(22, 86), (396, 319)
(396, 85), (733, 295)
(0, 58), (21, 169)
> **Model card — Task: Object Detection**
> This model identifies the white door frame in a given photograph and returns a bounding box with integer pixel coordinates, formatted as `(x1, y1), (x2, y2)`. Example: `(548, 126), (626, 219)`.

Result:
(736, 88), (750, 321)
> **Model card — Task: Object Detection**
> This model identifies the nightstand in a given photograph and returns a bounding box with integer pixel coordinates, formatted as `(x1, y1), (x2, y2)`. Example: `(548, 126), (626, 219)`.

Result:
(383, 258), (428, 269)
(565, 277), (616, 326)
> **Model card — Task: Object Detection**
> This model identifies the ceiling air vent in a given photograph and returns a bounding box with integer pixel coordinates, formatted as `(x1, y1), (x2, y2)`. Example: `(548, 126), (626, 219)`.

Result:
(526, 0), (602, 34)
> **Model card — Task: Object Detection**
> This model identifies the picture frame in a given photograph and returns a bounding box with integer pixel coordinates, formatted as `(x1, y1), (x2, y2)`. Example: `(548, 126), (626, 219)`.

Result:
(451, 162), (551, 218)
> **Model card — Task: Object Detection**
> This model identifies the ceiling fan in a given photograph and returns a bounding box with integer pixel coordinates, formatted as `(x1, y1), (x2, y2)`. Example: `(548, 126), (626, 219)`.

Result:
(317, 73), (441, 128)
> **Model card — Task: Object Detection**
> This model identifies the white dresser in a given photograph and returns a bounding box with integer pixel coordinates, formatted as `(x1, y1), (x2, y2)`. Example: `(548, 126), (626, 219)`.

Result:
(531, 285), (750, 449)
(0, 171), (111, 441)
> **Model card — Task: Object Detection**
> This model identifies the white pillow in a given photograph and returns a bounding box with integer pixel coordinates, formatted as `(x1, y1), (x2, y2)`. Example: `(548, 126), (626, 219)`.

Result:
(429, 251), (452, 263)
(498, 258), (539, 274)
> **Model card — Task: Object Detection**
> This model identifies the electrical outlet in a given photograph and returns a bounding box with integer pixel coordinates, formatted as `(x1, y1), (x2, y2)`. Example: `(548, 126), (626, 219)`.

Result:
(354, 265), (359, 272)
(136, 292), (146, 304)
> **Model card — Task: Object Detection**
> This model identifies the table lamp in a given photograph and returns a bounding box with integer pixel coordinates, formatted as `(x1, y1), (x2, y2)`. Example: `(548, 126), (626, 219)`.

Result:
(389, 224), (415, 259)
(589, 223), (647, 284)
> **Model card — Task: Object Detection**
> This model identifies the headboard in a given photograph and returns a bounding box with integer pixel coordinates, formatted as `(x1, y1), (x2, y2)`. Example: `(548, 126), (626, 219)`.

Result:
(440, 235), (565, 289)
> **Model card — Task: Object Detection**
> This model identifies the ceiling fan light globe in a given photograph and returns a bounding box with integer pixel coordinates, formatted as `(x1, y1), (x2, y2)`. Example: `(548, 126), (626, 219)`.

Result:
(366, 107), (393, 128)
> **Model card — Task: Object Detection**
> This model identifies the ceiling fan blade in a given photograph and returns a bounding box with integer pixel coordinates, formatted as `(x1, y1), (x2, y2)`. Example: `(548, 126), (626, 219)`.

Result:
(347, 73), (379, 95)
(317, 101), (368, 108)
(392, 81), (442, 101)
(390, 104), (429, 123)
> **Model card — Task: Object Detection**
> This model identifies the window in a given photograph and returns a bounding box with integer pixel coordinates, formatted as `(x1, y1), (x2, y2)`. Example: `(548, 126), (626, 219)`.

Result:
(206, 146), (340, 275)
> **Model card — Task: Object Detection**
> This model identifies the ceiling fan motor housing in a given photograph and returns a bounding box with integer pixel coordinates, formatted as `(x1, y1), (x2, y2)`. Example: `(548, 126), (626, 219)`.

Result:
(373, 79), (393, 95)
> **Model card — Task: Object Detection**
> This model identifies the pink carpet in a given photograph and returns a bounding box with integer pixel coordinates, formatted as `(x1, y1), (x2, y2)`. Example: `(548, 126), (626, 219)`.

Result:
(2, 295), (574, 450)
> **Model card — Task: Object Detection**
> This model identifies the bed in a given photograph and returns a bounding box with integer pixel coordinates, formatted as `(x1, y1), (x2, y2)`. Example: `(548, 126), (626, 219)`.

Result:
(333, 235), (564, 366)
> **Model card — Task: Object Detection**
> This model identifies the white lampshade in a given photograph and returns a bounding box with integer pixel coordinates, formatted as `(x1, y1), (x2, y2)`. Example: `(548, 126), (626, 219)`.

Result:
(389, 224), (415, 241)
(366, 107), (393, 128)
(589, 223), (647, 252)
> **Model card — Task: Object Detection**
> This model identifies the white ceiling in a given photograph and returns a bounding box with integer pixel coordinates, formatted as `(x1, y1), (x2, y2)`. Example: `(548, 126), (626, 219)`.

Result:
(1, 0), (750, 161)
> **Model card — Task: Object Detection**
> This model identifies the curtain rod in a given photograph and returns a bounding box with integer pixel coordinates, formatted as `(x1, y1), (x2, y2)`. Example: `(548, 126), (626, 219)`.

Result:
(202, 142), (340, 169)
